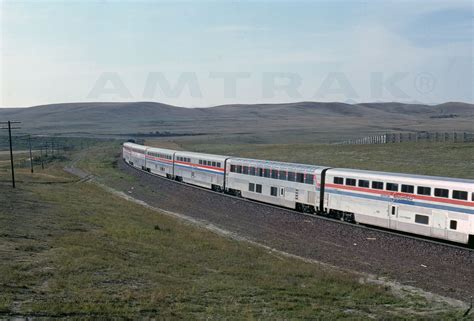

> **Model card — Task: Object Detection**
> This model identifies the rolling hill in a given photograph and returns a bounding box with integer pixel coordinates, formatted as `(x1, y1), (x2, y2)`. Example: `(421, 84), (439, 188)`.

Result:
(0, 101), (472, 143)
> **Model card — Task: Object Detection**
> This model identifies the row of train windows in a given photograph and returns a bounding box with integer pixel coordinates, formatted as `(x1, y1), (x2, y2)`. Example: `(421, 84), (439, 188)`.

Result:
(176, 156), (191, 162)
(333, 177), (470, 200)
(248, 183), (279, 197)
(132, 148), (144, 154)
(230, 165), (314, 184)
(147, 152), (172, 160)
(198, 160), (221, 168)
(414, 214), (458, 230)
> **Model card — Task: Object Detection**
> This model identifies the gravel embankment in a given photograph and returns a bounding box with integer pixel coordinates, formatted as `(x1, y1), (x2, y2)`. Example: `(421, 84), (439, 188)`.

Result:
(117, 160), (473, 301)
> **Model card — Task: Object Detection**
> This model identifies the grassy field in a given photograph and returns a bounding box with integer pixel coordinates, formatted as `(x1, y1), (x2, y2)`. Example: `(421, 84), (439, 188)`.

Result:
(146, 139), (474, 179)
(0, 142), (468, 319)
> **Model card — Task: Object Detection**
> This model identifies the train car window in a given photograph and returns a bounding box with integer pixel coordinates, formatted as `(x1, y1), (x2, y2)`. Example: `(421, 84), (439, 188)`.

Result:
(288, 172), (296, 181)
(333, 177), (344, 185)
(187, 158), (191, 163)
(401, 184), (414, 193)
(415, 214), (429, 225)
(417, 186), (431, 196)
(212, 161), (216, 167)
(452, 190), (468, 200)
(258, 168), (263, 177)
(236, 165), (242, 174)
(250, 167), (256, 176)
(217, 162), (221, 168)
(345, 178), (356, 186)
(372, 181), (384, 189)
(264, 168), (270, 178)
(270, 186), (278, 196)
(296, 173), (305, 183)
(386, 183), (398, 191)
(199, 160), (202, 165)
(434, 188), (449, 198)
(243, 166), (249, 175)
(358, 180), (369, 188)
(230, 165), (236, 172)
(256, 184), (262, 193)
(450, 220), (457, 230)
(279, 171), (287, 180)
(305, 175), (314, 185)
(249, 183), (255, 192)
(271, 170), (278, 179)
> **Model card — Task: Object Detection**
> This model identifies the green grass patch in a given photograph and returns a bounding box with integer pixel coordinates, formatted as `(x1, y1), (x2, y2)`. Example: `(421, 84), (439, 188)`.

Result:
(0, 143), (467, 319)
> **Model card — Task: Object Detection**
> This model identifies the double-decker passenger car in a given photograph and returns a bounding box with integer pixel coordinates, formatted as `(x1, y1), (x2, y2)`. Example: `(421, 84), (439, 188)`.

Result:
(145, 147), (175, 178)
(324, 168), (474, 244)
(226, 158), (328, 212)
(173, 151), (227, 190)
(123, 142), (147, 169)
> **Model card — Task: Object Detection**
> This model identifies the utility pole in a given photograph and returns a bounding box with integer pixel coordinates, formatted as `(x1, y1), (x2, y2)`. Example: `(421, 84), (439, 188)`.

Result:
(40, 144), (45, 169)
(28, 135), (34, 173)
(0, 121), (22, 188)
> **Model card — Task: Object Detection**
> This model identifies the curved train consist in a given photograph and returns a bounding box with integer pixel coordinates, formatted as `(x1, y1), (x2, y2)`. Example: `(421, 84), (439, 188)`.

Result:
(123, 142), (474, 246)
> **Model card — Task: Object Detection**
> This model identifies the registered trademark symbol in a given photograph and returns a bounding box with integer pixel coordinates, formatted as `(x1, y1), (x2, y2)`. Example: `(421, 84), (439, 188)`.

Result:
(414, 72), (436, 94)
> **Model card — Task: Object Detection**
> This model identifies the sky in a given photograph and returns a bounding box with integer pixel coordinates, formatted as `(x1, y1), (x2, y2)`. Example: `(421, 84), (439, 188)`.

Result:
(0, 0), (472, 107)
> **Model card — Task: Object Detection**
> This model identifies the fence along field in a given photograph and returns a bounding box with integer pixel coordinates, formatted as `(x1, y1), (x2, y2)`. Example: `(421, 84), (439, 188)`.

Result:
(337, 131), (474, 145)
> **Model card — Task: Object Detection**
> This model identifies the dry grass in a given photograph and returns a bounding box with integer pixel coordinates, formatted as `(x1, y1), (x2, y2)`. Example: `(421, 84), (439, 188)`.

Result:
(0, 143), (467, 319)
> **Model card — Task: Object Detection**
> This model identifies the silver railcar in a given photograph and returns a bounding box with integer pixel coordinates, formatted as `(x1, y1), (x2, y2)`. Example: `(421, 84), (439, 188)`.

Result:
(324, 168), (474, 244)
(174, 151), (227, 190)
(145, 147), (175, 178)
(123, 142), (146, 169)
(226, 158), (328, 212)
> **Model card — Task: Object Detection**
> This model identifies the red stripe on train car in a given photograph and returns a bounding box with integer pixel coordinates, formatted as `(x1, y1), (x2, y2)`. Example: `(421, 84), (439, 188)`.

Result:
(325, 183), (473, 207)
(175, 160), (224, 172)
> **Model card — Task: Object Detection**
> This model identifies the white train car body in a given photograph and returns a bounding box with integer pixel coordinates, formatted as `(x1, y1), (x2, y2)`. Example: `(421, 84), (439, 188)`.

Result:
(226, 158), (328, 211)
(324, 168), (474, 244)
(123, 142), (147, 169)
(145, 147), (175, 178)
(173, 151), (227, 190)
(122, 142), (133, 163)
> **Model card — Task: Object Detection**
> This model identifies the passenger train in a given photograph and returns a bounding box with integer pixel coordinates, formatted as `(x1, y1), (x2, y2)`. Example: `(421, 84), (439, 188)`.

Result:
(123, 142), (474, 246)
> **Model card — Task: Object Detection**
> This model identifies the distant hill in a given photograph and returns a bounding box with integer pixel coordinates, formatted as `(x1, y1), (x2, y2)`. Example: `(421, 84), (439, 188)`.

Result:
(0, 101), (472, 143)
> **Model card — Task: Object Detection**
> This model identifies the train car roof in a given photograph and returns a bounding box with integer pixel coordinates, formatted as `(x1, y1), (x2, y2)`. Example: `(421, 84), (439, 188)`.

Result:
(146, 146), (177, 154)
(123, 142), (147, 150)
(328, 167), (474, 186)
(229, 157), (329, 172)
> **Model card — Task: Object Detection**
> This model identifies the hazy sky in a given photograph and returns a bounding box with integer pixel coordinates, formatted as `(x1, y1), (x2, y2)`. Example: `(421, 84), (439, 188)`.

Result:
(1, 0), (472, 107)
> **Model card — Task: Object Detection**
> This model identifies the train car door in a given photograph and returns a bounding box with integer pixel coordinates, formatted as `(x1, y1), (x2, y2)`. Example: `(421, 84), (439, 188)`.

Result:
(431, 210), (447, 239)
(389, 204), (398, 229)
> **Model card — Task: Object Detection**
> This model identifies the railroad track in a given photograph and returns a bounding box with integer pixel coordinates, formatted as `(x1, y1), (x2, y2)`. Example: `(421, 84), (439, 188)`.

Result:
(123, 159), (473, 252)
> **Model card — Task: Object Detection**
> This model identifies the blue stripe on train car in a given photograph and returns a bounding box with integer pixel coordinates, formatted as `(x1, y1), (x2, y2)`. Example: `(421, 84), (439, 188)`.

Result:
(325, 188), (474, 215)
(175, 163), (225, 175)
